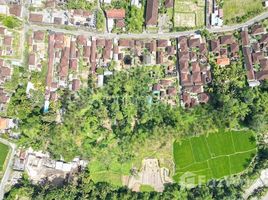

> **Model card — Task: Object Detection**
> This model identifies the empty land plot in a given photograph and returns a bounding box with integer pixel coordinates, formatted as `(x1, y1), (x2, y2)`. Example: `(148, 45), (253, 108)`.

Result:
(174, 0), (205, 27)
(0, 143), (9, 172)
(223, 0), (263, 23)
(173, 131), (257, 184)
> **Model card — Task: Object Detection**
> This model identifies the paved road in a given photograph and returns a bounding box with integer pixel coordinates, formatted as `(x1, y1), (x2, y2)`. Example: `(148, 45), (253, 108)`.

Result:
(27, 11), (268, 39)
(0, 138), (16, 200)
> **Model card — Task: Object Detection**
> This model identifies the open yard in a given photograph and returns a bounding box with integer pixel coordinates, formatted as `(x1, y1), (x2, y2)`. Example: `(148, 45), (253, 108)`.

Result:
(174, 0), (205, 28)
(223, 0), (264, 24)
(173, 131), (257, 184)
(0, 143), (9, 172)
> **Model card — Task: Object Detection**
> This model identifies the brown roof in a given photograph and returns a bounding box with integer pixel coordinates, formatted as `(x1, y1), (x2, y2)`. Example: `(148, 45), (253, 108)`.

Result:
(156, 51), (164, 64)
(167, 87), (176, 96)
(96, 39), (105, 47)
(220, 48), (228, 57)
(76, 35), (87, 46)
(119, 39), (133, 47)
(192, 72), (202, 85)
(145, 0), (158, 26)
(182, 92), (191, 106)
(0, 66), (11, 76)
(242, 47), (253, 70)
(33, 31), (45, 41)
(210, 40), (220, 53)
(199, 43), (207, 54)
(252, 52), (264, 64)
(116, 19), (125, 28)
(28, 53), (36, 65)
(157, 40), (168, 47)
(3, 36), (12, 46)
(69, 59), (78, 71)
(179, 51), (189, 62)
(260, 58), (268, 71)
(179, 60), (189, 73)
(241, 31), (250, 46)
(0, 27), (5, 35)
(256, 70), (268, 80)
(165, 0), (173, 8)
(247, 70), (255, 80)
(260, 33), (268, 44)
(180, 72), (192, 86)
(188, 38), (200, 48)
(166, 46), (175, 55)
(70, 41), (77, 58)
(29, 13), (43, 22)
(91, 40), (96, 63)
(252, 42), (260, 53)
(72, 79), (80, 91)
(83, 46), (91, 58)
(251, 24), (265, 35)
(198, 93), (209, 103)
(191, 62), (200, 73)
(220, 35), (234, 45)
(54, 32), (64, 42)
(106, 9), (125, 19)
(9, 5), (22, 17)
(153, 83), (161, 91)
(230, 43), (239, 53)
(192, 85), (203, 93)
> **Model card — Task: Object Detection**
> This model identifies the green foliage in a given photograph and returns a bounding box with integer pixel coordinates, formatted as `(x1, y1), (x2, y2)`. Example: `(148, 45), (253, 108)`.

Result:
(0, 15), (22, 29)
(0, 143), (9, 171)
(66, 0), (96, 10)
(126, 6), (144, 33)
(96, 10), (105, 32)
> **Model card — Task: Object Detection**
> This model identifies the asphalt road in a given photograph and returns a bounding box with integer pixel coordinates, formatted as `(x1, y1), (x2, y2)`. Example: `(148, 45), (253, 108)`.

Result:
(0, 139), (16, 200)
(28, 11), (268, 39)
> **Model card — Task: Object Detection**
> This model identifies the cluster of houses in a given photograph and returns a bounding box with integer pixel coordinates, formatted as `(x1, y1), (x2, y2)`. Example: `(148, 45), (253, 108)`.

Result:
(0, 26), (18, 57)
(241, 24), (268, 87)
(178, 35), (211, 108)
(210, 34), (240, 66)
(28, 30), (47, 71)
(29, 0), (97, 29)
(12, 148), (88, 185)
(0, 0), (22, 18)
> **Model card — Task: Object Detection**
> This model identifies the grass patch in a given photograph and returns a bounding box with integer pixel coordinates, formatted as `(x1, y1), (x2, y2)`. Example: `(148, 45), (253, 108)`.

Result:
(140, 185), (155, 192)
(223, 0), (264, 24)
(0, 142), (9, 171)
(174, 0), (205, 27)
(173, 131), (257, 184)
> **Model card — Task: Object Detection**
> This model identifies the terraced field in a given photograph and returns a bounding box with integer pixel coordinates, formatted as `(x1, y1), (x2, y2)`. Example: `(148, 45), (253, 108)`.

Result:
(173, 131), (257, 184)
(174, 0), (205, 28)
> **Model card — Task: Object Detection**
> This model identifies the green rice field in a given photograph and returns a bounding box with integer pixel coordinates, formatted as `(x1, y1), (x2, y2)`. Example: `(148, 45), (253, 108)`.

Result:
(0, 143), (9, 172)
(173, 131), (257, 184)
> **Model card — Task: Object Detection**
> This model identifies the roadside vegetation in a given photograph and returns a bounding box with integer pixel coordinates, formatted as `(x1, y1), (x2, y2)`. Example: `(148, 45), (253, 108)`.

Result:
(0, 143), (9, 173)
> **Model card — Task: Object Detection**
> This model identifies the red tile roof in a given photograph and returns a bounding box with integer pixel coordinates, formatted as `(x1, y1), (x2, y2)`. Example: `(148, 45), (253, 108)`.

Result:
(29, 13), (43, 22)
(106, 9), (125, 19)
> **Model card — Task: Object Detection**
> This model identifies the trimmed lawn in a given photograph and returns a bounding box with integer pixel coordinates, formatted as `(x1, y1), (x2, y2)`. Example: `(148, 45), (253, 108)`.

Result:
(223, 0), (263, 23)
(0, 143), (9, 171)
(173, 131), (257, 184)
